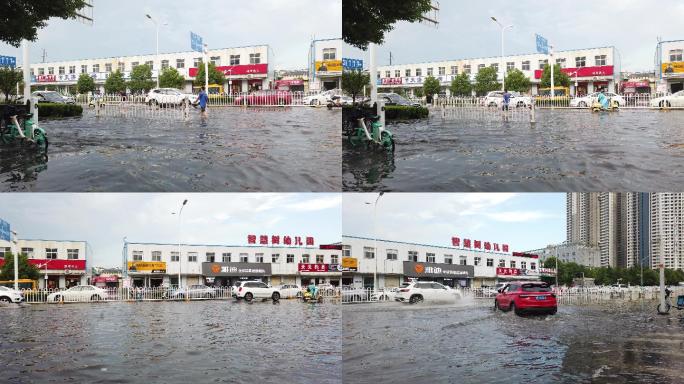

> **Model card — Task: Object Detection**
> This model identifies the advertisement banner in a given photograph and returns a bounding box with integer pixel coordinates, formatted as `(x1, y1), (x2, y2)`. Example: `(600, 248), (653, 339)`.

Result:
(188, 64), (268, 78)
(202, 262), (271, 276)
(341, 257), (358, 272)
(329, 264), (342, 272)
(381, 78), (403, 85)
(92, 275), (119, 283)
(0, 259), (88, 271)
(36, 75), (57, 83)
(534, 65), (614, 79)
(0, 219), (9, 242)
(403, 262), (473, 278)
(298, 263), (329, 272)
(127, 261), (166, 273)
(662, 62), (684, 77)
(315, 60), (342, 73)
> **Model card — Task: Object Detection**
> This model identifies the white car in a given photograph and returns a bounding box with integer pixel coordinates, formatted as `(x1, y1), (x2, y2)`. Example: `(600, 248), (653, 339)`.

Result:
(0, 286), (24, 304)
(47, 285), (108, 302)
(304, 89), (341, 106)
(394, 281), (463, 304)
(483, 91), (532, 108)
(372, 287), (401, 301)
(233, 281), (280, 301)
(650, 90), (684, 108)
(169, 284), (217, 299)
(570, 92), (625, 108)
(145, 88), (198, 106)
(277, 284), (302, 299)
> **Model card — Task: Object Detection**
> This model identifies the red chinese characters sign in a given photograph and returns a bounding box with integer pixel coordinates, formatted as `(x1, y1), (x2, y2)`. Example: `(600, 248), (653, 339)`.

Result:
(188, 64), (268, 78)
(247, 234), (314, 246)
(452, 236), (509, 253)
(298, 263), (329, 272)
(533, 65), (614, 80)
(0, 258), (86, 270)
(496, 267), (521, 276)
(36, 75), (56, 83)
(381, 77), (403, 85)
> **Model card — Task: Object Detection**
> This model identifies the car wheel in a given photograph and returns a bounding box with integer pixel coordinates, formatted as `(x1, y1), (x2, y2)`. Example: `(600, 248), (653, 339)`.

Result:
(661, 101), (671, 108)
(516, 101), (525, 108)
(549, 307), (557, 315)
(494, 300), (499, 311)
(379, 295), (389, 301)
(90, 294), (100, 301)
(409, 295), (423, 304)
(0, 296), (11, 303)
(244, 292), (253, 302)
(296, 291), (303, 298)
(511, 302), (522, 316)
(272, 292), (280, 301)
(578, 101), (587, 108)
(54, 295), (62, 302)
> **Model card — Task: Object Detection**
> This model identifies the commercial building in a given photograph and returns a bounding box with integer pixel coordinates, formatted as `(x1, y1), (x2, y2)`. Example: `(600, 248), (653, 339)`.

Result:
(376, 46), (620, 96)
(341, 235), (554, 289)
(655, 40), (684, 93)
(650, 193), (684, 270)
(526, 242), (600, 267)
(122, 241), (342, 288)
(27, 45), (272, 94)
(0, 239), (90, 289)
(309, 38), (342, 91)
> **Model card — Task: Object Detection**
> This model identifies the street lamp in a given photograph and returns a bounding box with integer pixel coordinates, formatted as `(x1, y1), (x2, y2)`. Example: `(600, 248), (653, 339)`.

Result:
(491, 17), (514, 92)
(172, 199), (188, 289)
(365, 193), (384, 293)
(570, 70), (579, 97)
(10, 230), (18, 291)
(145, 14), (166, 88)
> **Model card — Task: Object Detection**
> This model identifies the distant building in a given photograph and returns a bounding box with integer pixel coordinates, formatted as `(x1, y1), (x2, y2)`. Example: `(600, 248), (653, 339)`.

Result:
(309, 38), (342, 91)
(655, 40), (684, 93)
(526, 242), (601, 268)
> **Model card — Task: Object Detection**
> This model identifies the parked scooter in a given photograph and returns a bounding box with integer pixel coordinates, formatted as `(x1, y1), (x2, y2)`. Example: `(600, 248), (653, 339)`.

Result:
(0, 105), (48, 152)
(347, 108), (395, 152)
(657, 287), (684, 314)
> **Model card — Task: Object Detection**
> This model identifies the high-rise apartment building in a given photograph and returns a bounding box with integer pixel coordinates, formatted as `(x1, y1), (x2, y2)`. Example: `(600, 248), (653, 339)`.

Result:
(650, 193), (684, 270)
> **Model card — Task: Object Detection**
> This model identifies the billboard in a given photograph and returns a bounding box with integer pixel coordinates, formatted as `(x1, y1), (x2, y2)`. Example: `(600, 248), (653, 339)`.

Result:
(342, 58), (363, 70)
(190, 32), (203, 53)
(403, 262), (473, 278)
(298, 263), (329, 272)
(0, 259), (87, 271)
(202, 262), (271, 276)
(535, 34), (549, 55)
(533, 65), (614, 80)
(188, 64), (268, 78)
(341, 257), (358, 272)
(0, 219), (9, 242)
(315, 60), (342, 73)
(662, 62), (684, 77)
(0, 55), (16, 68)
(127, 261), (166, 273)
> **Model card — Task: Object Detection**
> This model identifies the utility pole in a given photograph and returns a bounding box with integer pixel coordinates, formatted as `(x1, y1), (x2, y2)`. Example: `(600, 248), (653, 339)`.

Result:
(389, 52), (392, 66)
(41, 49), (47, 63)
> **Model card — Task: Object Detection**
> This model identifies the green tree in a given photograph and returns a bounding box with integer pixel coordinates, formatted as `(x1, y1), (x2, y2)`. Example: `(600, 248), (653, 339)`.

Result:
(422, 76), (440, 101)
(540, 64), (570, 88)
(158, 67), (185, 89)
(0, 0), (88, 47)
(343, 0), (434, 50)
(504, 68), (531, 93)
(104, 70), (126, 94)
(193, 62), (225, 88)
(76, 73), (95, 94)
(342, 69), (370, 103)
(127, 64), (155, 94)
(474, 66), (501, 96)
(449, 72), (472, 96)
(0, 67), (23, 101)
(0, 253), (40, 281)
(413, 87), (424, 98)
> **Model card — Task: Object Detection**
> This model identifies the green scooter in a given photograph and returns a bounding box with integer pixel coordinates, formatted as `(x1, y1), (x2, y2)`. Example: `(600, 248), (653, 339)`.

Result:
(348, 109), (395, 152)
(0, 107), (48, 152)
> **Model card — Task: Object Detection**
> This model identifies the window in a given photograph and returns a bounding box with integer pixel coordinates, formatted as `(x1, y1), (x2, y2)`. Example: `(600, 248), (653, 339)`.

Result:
(249, 53), (261, 64)
(556, 58), (566, 68)
(80, 65), (87, 73)
(426, 253), (435, 263)
(206, 252), (215, 262)
(68, 66), (76, 74)
(21, 247), (34, 257)
(575, 56), (586, 67)
(342, 245), (351, 257)
(486, 258), (493, 267)
(230, 55), (240, 65)
(427, 68), (433, 76)
(451, 66), (458, 75)
(145, 60), (153, 69)
(38, 68), (44, 75)
(255, 253), (264, 263)
(522, 61), (530, 71)
(222, 253), (231, 263)
(474, 257), (481, 266)
(521, 261), (527, 270)
(152, 251), (161, 262)
(131, 62), (139, 70)
(405, 69), (411, 77)
(210, 56), (221, 66)
(188, 252), (198, 262)
(176, 59), (185, 69)
(316, 254), (325, 264)
(171, 251), (179, 262)
(510, 260), (516, 268)
(323, 48), (336, 60)
(193, 58), (202, 68)
(506, 62), (515, 71)
(132, 250), (143, 261)
(459, 256), (467, 266)
(415, 68), (422, 76)
(444, 254), (453, 264)
(477, 64), (486, 71)
(463, 64), (471, 74)
(670, 49), (683, 62)
(286, 254), (295, 263)
(408, 251), (418, 262)
(331, 254), (339, 264)
(1, 247), (10, 256)
(48, 67), (54, 75)
(595, 55), (606, 66)
(530, 262), (536, 270)
(272, 254), (280, 263)
(92, 64), (99, 73)
(239, 253), (248, 263)
(491, 63), (499, 72)
(386, 249), (398, 260)
(538, 59), (548, 69)
(395, 70), (401, 78)
(438, 67), (445, 76)
(364, 247), (375, 259)
(161, 60), (169, 70)
(118, 62), (125, 72)
(302, 254), (310, 263)
(385, 70), (390, 78)
(498, 259), (505, 267)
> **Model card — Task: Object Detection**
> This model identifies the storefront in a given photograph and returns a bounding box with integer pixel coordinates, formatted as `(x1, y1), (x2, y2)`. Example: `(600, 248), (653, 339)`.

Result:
(621, 80), (652, 94)
(402, 261), (474, 288)
(495, 267), (541, 283)
(201, 262), (271, 287)
(275, 79), (305, 92)
(341, 257), (358, 286)
(188, 64), (269, 93)
(92, 275), (119, 288)
(127, 261), (167, 288)
(298, 263), (342, 286)
(535, 65), (616, 94)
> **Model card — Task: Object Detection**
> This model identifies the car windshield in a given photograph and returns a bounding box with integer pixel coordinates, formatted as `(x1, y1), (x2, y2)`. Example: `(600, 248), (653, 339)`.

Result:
(521, 283), (551, 292)
(41, 92), (64, 102)
(674, 91), (684, 97)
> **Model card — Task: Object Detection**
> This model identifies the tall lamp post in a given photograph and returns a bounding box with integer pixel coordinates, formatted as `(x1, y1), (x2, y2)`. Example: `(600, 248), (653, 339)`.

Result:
(491, 17), (513, 91)
(145, 14), (166, 88)
(173, 199), (188, 289)
(11, 230), (18, 291)
(365, 193), (384, 292)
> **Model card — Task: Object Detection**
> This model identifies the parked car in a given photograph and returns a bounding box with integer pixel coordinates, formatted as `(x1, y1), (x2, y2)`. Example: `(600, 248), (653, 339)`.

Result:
(303, 89), (341, 105)
(482, 91), (532, 108)
(277, 284), (302, 299)
(650, 90), (684, 108)
(168, 284), (216, 299)
(145, 88), (198, 106)
(0, 286), (24, 304)
(234, 90), (293, 106)
(494, 281), (557, 315)
(394, 281), (462, 304)
(378, 92), (421, 107)
(371, 287), (401, 301)
(46, 285), (108, 302)
(233, 281), (280, 301)
(32, 91), (75, 104)
(570, 92), (626, 108)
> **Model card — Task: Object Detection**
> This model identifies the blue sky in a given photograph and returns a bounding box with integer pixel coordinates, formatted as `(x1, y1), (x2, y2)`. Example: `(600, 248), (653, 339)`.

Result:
(0, 193), (341, 267)
(342, 193), (565, 252)
(344, 0), (684, 72)
(0, 0), (341, 70)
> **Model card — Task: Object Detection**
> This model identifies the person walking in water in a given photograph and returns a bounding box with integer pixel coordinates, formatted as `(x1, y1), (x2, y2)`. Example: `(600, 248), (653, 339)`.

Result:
(502, 89), (511, 111)
(198, 86), (209, 117)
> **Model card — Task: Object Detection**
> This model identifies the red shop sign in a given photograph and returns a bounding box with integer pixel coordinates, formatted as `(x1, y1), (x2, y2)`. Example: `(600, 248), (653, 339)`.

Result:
(381, 77), (403, 85)
(188, 64), (268, 78)
(28, 259), (86, 270)
(534, 65), (614, 80)
(496, 267), (521, 276)
(36, 75), (56, 83)
(92, 276), (119, 283)
(298, 263), (329, 272)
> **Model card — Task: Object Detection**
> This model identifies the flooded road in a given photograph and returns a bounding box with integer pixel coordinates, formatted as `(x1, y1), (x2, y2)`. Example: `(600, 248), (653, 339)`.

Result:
(343, 109), (684, 191)
(0, 300), (340, 383)
(0, 108), (340, 192)
(343, 299), (684, 384)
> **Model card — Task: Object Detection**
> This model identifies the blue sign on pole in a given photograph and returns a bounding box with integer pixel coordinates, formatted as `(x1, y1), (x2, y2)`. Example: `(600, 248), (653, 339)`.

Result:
(0, 219), (10, 242)
(535, 34), (549, 55)
(190, 32), (204, 53)
(342, 58), (364, 70)
(0, 55), (17, 69)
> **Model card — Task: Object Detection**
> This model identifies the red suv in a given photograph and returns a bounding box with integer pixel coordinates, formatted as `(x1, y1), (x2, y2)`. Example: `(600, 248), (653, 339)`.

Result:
(494, 281), (557, 315)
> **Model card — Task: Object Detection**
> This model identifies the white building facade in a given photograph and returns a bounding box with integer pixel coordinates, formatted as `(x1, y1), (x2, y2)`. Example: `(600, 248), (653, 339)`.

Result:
(527, 242), (601, 268)
(655, 40), (684, 93)
(123, 242), (342, 288)
(650, 193), (684, 270)
(309, 38), (342, 91)
(377, 46), (619, 96)
(28, 45), (272, 94)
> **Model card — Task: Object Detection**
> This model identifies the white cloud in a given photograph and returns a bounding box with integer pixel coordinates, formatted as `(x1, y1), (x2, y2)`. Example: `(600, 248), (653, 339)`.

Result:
(485, 211), (557, 222)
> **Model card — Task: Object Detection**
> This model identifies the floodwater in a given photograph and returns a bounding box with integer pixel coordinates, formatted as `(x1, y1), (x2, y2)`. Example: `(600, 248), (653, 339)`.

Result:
(343, 299), (684, 384)
(0, 108), (340, 192)
(0, 300), (341, 383)
(343, 109), (684, 191)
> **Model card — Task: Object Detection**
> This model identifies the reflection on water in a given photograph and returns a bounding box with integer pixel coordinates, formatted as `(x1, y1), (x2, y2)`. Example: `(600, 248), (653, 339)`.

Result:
(343, 300), (684, 384)
(0, 300), (341, 383)
(343, 109), (684, 192)
(0, 108), (341, 192)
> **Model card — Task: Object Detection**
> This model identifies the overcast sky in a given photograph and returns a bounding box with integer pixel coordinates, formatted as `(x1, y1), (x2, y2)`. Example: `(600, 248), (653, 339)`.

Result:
(0, 0), (341, 70)
(345, 0), (684, 72)
(0, 193), (341, 268)
(342, 193), (564, 252)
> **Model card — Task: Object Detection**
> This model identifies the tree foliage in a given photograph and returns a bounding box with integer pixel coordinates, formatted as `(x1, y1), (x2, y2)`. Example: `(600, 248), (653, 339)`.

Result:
(342, 70), (370, 103)
(0, 0), (88, 47)
(422, 76), (440, 98)
(193, 62), (225, 87)
(504, 68), (531, 93)
(343, 0), (434, 50)
(76, 73), (95, 94)
(449, 72), (472, 96)
(0, 67), (23, 101)
(127, 64), (155, 94)
(474, 66), (501, 96)
(540, 64), (571, 88)
(0, 253), (40, 281)
(104, 70), (126, 94)
(158, 67), (185, 89)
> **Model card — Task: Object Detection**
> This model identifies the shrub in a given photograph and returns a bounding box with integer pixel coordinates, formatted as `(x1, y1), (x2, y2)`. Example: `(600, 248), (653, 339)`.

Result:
(36, 103), (83, 119)
(384, 105), (429, 120)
